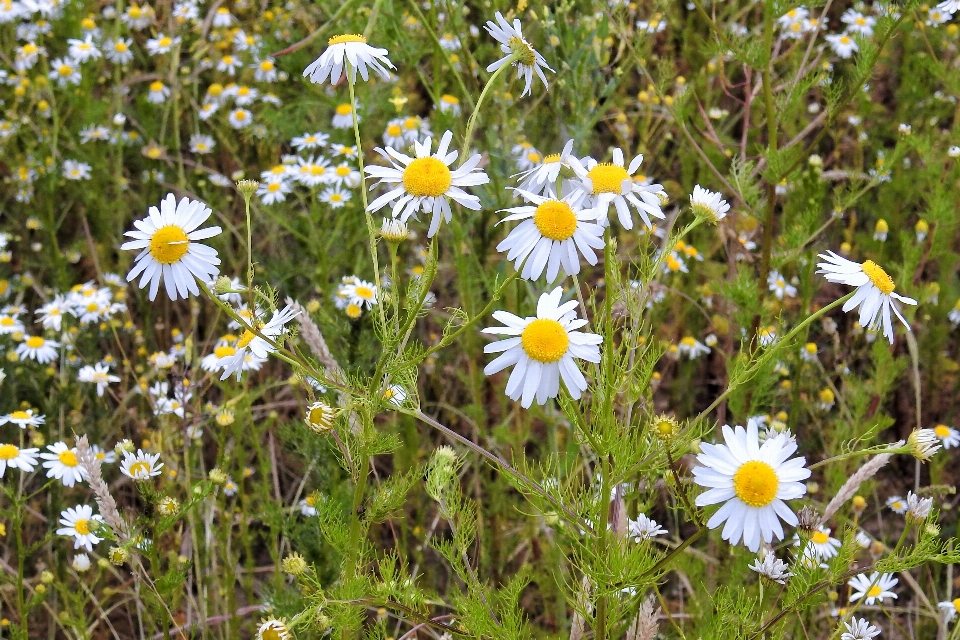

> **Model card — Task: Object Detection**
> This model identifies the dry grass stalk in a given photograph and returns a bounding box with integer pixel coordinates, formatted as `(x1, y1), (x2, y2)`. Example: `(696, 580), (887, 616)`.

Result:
(75, 434), (128, 540)
(821, 449), (896, 523)
(626, 594), (661, 640)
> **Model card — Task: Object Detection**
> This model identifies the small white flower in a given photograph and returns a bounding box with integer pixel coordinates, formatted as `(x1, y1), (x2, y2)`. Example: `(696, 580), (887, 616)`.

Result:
(841, 617), (882, 640)
(905, 491), (933, 521)
(120, 449), (164, 480)
(78, 363), (121, 396)
(934, 424), (960, 449)
(302, 34), (394, 85)
(938, 597), (960, 623)
(220, 305), (299, 380)
(15, 335), (59, 363)
(57, 504), (103, 551)
(568, 149), (666, 230)
(484, 12), (554, 97)
(748, 553), (793, 584)
(848, 572), (898, 605)
(627, 514), (668, 541)
(689, 184), (730, 222)
(0, 443), (40, 476)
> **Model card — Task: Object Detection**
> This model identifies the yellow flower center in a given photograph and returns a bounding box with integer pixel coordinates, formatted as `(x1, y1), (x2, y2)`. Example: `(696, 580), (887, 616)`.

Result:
(0, 444), (19, 460)
(309, 165), (326, 176)
(521, 318), (569, 363)
(237, 86), (249, 96)
(587, 163), (630, 195)
(804, 343), (817, 354)
(935, 425), (952, 438)
(260, 61), (274, 71)
(237, 330), (256, 348)
(354, 286), (374, 300)
(159, 37), (172, 47)
(149, 225), (190, 264)
(441, 94), (459, 104)
(308, 405), (331, 426)
(402, 157), (452, 197)
(543, 153), (561, 163)
(305, 495), (316, 506)
(128, 461), (151, 477)
(128, 6), (142, 17)
(856, 17), (867, 24)
(214, 345), (237, 358)
(387, 124), (402, 137)
(328, 34), (366, 45)
(267, 182), (281, 192)
(0, 318), (13, 326)
(866, 585), (882, 598)
(732, 460), (779, 507)
(336, 166), (351, 176)
(74, 519), (90, 535)
(507, 36), (536, 66)
(952, 598), (960, 612)
(345, 303), (362, 319)
(26, 336), (44, 348)
(115, 41), (128, 52)
(811, 530), (829, 544)
(233, 110), (247, 120)
(861, 260), (895, 295)
(10, 410), (30, 420)
(666, 255), (682, 271)
(403, 117), (420, 130)
(533, 200), (578, 241)
(335, 103), (353, 115)
(58, 64), (73, 76)
(59, 450), (78, 467)
(150, 81), (163, 92)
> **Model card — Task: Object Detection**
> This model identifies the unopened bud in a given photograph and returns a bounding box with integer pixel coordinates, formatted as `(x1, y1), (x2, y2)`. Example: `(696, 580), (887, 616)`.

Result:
(281, 552), (308, 576)
(236, 179), (259, 199)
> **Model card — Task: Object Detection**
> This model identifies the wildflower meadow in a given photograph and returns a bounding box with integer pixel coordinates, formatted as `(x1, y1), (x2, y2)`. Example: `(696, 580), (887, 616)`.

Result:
(3, 0), (960, 638)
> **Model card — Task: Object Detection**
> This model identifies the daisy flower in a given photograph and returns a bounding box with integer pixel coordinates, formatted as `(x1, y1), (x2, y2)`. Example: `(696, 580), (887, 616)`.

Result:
(49, 57), (82, 86)
(841, 617), (881, 640)
(332, 102), (359, 129)
(794, 526), (841, 559)
(482, 287), (602, 408)
(292, 155), (334, 187)
(227, 108), (252, 129)
(938, 598), (960, 623)
(329, 163), (361, 188)
(934, 424), (960, 449)
(848, 572), (898, 605)
(0, 313), (25, 334)
(63, 159), (92, 180)
(678, 336), (711, 359)
(937, 0), (960, 14)
(692, 422), (810, 552)
(40, 441), (87, 487)
(437, 94), (461, 115)
(319, 186), (352, 208)
(627, 514), (668, 541)
(299, 495), (319, 516)
(495, 190), (603, 282)
(189, 134), (215, 154)
(15, 335), (59, 363)
(749, 554), (793, 584)
(1, 409), (45, 428)
(568, 149), (666, 230)
(120, 449), (164, 480)
(689, 185), (730, 223)
(291, 131), (329, 151)
(365, 131), (490, 237)
(383, 384), (407, 407)
(484, 12), (554, 97)
(0, 443), (40, 476)
(220, 305), (299, 380)
(826, 33), (858, 58)
(886, 495), (906, 513)
(514, 139), (575, 196)
(146, 33), (180, 56)
(258, 178), (292, 205)
(816, 251), (916, 343)
(56, 505), (102, 551)
(767, 270), (797, 299)
(302, 34), (395, 85)
(78, 363), (120, 396)
(104, 38), (134, 64)
(121, 193), (222, 301)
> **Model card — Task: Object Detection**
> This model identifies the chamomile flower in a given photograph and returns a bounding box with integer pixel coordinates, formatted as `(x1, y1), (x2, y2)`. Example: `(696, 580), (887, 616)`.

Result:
(57, 505), (102, 551)
(886, 495), (907, 514)
(1, 409), (44, 428)
(692, 423), (810, 552)
(848, 572), (898, 605)
(495, 190), (603, 282)
(303, 34), (395, 85)
(332, 102), (359, 129)
(365, 130), (490, 237)
(678, 336), (711, 359)
(627, 514), (668, 541)
(437, 94), (461, 115)
(816, 251), (916, 343)
(145, 33), (180, 56)
(291, 131), (329, 151)
(514, 139), (575, 196)
(63, 159), (92, 180)
(934, 424), (960, 449)
(68, 35), (101, 63)
(105, 38), (134, 63)
(258, 178), (292, 205)
(299, 495), (319, 516)
(938, 598), (960, 623)
(49, 57), (81, 86)
(794, 526), (841, 559)
(0, 313), (25, 334)
(841, 618), (882, 640)
(78, 363), (121, 396)
(220, 305), (299, 380)
(689, 185), (730, 223)
(339, 279), (378, 308)
(319, 186), (352, 208)
(227, 108), (252, 129)
(40, 441), (86, 487)
(120, 449), (163, 480)
(189, 134), (215, 154)
(0, 443), (40, 476)
(568, 149), (666, 230)
(482, 287), (602, 408)
(826, 33), (859, 58)
(767, 270), (797, 299)
(16, 335), (59, 363)
(749, 554), (794, 584)
(484, 12), (554, 97)
(121, 193), (222, 301)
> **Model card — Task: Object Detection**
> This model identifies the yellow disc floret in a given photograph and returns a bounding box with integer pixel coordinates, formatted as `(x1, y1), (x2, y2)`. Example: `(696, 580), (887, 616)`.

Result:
(935, 425), (951, 438)
(402, 157), (452, 197)
(867, 585), (883, 598)
(0, 444), (19, 460)
(811, 530), (829, 544)
(59, 450), (78, 467)
(507, 36), (536, 66)
(732, 460), (779, 507)
(861, 260), (895, 295)
(26, 336), (44, 348)
(587, 163), (630, 195)
(149, 225), (190, 264)
(520, 319), (569, 363)
(328, 34), (366, 45)
(533, 201), (578, 241)
(128, 461), (151, 477)
(74, 519), (90, 535)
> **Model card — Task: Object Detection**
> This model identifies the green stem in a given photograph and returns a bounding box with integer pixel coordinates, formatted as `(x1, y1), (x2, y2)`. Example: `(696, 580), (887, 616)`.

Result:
(461, 54), (517, 164)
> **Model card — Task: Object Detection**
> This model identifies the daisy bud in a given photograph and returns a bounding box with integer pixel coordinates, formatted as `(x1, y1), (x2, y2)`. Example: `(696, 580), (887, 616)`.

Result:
(304, 401), (335, 434)
(108, 546), (130, 565)
(157, 496), (180, 516)
(907, 428), (941, 462)
(796, 506), (821, 539)
(213, 275), (234, 296)
(209, 467), (228, 484)
(651, 415), (680, 441)
(115, 439), (134, 455)
(425, 446), (461, 504)
(379, 217), (409, 243)
(281, 552), (308, 576)
(256, 617), (291, 640)
(236, 179), (259, 200)
(689, 185), (730, 224)
(40, 570), (54, 584)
